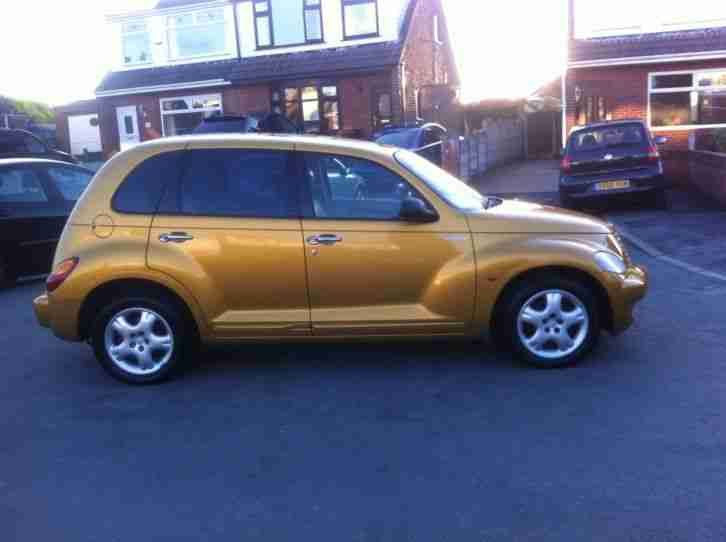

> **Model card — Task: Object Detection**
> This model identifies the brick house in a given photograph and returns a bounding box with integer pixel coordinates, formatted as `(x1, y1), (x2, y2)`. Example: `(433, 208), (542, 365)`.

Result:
(565, 1), (726, 181)
(94, 0), (458, 157)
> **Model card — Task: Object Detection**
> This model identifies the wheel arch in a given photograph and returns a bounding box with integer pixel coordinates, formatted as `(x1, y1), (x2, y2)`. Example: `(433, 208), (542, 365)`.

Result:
(491, 265), (614, 335)
(77, 278), (202, 342)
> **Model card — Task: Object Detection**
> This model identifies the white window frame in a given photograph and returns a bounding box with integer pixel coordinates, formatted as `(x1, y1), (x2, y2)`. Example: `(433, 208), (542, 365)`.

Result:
(167, 8), (229, 61)
(159, 93), (224, 136)
(648, 67), (726, 131)
(121, 20), (152, 66)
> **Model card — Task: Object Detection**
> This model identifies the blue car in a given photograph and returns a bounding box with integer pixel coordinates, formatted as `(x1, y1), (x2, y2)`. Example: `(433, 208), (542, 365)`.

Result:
(374, 123), (448, 166)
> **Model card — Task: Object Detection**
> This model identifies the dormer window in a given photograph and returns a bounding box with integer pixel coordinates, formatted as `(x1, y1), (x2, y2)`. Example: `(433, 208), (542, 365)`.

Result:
(341, 0), (379, 40)
(254, 0), (324, 50)
(121, 21), (151, 66)
(168, 8), (227, 60)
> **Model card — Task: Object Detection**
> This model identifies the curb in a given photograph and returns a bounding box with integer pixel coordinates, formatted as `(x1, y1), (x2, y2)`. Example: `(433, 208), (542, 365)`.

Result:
(607, 217), (726, 283)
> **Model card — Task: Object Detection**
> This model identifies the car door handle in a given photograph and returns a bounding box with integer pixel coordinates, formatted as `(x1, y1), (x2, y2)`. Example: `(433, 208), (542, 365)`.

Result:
(159, 232), (194, 244)
(307, 234), (342, 246)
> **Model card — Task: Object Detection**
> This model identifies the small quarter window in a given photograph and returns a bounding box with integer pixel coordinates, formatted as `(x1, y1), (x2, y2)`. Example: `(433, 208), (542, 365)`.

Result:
(112, 151), (185, 214)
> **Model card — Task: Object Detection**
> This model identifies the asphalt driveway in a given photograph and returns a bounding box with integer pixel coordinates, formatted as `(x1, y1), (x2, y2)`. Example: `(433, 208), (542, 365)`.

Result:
(3, 247), (726, 540)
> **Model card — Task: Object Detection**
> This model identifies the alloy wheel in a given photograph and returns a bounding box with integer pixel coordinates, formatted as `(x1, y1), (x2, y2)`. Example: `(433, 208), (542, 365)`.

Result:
(104, 307), (174, 376)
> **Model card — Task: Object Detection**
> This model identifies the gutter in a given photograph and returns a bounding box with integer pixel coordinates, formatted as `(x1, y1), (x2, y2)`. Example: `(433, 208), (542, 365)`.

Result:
(569, 49), (726, 69)
(96, 79), (232, 98)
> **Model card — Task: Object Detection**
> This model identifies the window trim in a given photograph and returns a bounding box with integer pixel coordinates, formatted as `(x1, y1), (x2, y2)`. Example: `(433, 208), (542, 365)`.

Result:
(271, 82), (341, 134)
(166, 7), (229, 61)
(648, 67), (726, 131)
(299, 151), (437, 222)
(254, 0), (324, 51)
(121, 20), (153, 67)
(159, 93), (224, 137)
(341, 0), (380, 41)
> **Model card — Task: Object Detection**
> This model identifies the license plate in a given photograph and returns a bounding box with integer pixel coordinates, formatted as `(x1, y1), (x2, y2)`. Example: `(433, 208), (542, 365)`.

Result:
(596, 180), (630, 191)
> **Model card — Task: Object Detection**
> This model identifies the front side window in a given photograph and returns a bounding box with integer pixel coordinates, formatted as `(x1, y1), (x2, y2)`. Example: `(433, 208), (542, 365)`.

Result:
(0, 168), (49, 204)
(341, 0), (379, 39)
(168, 8), (227, 59)
(272, 84), (339, 133)
(160, 94), (223, 136)
(254, 0), (323, 49)
(45, 166), (93, 202)
(169, 149), (298, 218)
(650, 70), (726, 128)
(304, 153), (426, 220)
(121, 21), (151, 65)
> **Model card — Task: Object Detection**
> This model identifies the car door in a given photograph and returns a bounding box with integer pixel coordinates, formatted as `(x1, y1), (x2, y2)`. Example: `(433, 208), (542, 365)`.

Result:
(298, 148), (475, 337)
(0, 164), (61, 277)
(147, 144), (311, 339)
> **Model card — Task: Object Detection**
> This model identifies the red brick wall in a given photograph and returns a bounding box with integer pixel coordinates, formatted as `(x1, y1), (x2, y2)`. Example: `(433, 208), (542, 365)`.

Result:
(566, 59), (726, 185)
(399, 0), (458, 123)
(338, 72), (393, 139)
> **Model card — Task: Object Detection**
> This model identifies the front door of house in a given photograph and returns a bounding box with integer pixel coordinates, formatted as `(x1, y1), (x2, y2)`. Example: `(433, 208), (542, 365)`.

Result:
(116, 106), (140, 151)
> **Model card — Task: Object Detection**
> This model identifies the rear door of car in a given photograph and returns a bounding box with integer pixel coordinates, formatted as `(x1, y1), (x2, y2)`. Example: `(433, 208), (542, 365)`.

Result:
(147, 142), (311, 339)
(0, 164), (62, 277)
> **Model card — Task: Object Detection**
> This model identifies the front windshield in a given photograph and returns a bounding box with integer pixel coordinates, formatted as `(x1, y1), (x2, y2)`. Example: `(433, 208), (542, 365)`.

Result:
(395, 149), (486, 211)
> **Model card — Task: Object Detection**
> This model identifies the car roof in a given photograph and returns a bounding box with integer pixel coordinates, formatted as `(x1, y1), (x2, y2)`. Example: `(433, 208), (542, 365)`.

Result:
(126, 133), (400, 160)
(570, 119), (646, 133)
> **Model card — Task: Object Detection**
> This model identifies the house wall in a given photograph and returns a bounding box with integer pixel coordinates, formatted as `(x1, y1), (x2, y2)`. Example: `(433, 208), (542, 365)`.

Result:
(566, 59), (726, 184)
(398, 0), (457, 123)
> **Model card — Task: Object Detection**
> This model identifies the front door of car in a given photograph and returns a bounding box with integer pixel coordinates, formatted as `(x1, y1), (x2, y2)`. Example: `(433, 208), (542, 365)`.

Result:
(148, 145), (311, 339)
(298, 150), (475, 337)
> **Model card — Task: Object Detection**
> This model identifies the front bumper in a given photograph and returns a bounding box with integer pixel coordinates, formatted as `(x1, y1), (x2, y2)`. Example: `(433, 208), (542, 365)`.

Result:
(601, 265), (649, 334)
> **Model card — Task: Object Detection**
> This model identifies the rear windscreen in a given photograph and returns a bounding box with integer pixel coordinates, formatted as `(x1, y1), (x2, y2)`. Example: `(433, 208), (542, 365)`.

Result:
(569, 124), (648, 153)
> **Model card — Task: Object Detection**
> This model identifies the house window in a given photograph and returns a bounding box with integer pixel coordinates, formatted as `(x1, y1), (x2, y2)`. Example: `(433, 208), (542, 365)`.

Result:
(272, 84), (340, 133)
(254, 0), (323, 49)
(341, 0), (379, 39)
(373, 91), (393, 131)
(168, 8), (227, 60)
(575, 95), (608, 125)
(160, 94), (223, 136)
(649, 69), (726, 128)
(122, 21), (151, 65)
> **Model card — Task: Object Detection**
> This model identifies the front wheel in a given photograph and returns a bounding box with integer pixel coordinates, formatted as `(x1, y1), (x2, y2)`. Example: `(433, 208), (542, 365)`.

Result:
(91, 295), (191, 384)
(498, 277), (600, 368)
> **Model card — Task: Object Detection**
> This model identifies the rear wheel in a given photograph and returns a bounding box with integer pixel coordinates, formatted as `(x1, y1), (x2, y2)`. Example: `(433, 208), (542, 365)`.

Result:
(497, 277), (600, 368)
(91, 294), (192, 384)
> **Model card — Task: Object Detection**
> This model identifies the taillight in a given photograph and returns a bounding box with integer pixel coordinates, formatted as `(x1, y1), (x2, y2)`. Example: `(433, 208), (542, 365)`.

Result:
(647, 145), (660, 162)
(46, 257), (79, 293)
(561, 155), (572, 172)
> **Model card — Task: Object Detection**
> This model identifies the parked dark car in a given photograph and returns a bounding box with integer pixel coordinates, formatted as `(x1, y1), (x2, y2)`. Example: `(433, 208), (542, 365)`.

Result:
(374, 123), (448, 166)
(0, 129), (76, 164)
(559, 120), (669, 208)
(0, 159), (94, 287)
(192, 113), (299, 135)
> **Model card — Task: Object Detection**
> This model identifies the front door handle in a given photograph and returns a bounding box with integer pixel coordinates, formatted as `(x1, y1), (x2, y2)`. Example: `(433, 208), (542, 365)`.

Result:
(307, 234), (342, 246)
(159, 232), (194, 244)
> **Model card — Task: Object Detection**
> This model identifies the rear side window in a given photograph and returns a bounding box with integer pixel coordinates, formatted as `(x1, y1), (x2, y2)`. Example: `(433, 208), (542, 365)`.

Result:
(569, 124), (647, 153)
(112, 151), (184, 214)
(45, 166), (93, 201)
(160, 149), (298, 218)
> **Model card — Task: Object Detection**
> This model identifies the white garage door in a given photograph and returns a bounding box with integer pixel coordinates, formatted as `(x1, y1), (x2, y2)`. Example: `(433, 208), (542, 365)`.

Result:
(68, 114), (102, 156)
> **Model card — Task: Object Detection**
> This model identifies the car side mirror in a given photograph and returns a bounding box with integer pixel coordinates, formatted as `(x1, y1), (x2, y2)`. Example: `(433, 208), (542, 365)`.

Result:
(654, 136), (670, 145)
(399, 197), (438, 223)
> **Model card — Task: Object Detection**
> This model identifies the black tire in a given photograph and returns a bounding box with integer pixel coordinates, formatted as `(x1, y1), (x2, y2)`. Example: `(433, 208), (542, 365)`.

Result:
(91, 293), (194, 384)
(497, 276), (600, 369)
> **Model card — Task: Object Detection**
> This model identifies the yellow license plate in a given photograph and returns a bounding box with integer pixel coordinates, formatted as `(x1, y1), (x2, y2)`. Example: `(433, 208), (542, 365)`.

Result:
(596, 180), (630, 191)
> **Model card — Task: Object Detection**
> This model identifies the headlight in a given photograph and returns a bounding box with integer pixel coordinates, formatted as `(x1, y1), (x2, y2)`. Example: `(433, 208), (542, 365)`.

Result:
(595, 251), (627, 273)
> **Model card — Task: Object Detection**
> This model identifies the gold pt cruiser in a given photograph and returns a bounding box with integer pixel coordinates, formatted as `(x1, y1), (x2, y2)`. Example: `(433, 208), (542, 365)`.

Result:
(34, 135), (647, 384)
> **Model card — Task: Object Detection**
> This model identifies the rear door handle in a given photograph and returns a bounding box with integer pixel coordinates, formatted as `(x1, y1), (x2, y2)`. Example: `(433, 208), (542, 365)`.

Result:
(307, 234), (342, 246)
(159, 232), (194, 244)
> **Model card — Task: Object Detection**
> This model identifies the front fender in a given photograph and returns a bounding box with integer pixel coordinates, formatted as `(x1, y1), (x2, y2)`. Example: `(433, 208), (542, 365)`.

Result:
(471, 234), (610, 330)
